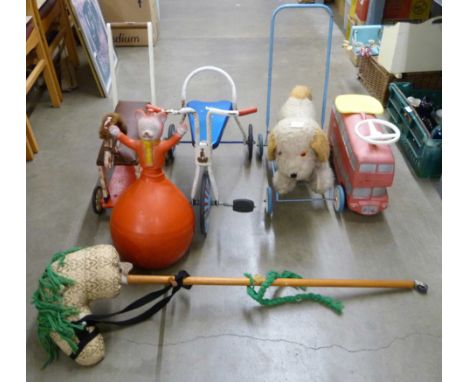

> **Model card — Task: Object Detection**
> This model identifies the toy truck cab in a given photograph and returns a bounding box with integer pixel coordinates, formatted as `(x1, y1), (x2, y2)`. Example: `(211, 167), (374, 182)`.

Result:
(328, 95), (400, 215)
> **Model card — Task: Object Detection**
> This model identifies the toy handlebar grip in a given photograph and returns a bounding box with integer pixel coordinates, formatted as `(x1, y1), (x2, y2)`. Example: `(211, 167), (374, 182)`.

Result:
(238, 107), (258, 116)
(145, 104), (163, 113)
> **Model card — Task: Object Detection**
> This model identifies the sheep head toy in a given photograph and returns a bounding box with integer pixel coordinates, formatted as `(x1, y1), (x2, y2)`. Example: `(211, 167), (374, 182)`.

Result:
(267, 85), (334, 195)
(32, 245), (122, 367)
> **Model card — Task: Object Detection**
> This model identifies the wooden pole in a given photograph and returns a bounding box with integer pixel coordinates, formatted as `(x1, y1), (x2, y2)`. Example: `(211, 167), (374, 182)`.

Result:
(126, 275), (422, 291)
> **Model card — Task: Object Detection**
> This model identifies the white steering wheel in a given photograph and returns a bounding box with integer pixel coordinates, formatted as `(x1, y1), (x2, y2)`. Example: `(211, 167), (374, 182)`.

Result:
(354, 119), (401, 145)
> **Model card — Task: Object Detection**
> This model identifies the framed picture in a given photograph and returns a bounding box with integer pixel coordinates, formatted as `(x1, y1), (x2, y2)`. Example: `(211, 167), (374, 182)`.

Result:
(66, 0), (116, 96)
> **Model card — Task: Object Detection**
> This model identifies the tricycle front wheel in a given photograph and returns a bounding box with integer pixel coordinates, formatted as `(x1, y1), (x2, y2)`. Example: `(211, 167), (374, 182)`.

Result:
(199, 172), (212, 236)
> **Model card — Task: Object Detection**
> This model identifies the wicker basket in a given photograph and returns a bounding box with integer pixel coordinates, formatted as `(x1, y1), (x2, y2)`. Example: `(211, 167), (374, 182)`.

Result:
(358, 56), (442, 104)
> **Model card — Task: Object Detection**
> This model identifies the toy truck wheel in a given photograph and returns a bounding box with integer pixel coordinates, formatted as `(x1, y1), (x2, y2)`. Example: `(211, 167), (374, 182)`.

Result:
(264, 186), (274, 216)
(92, 186), (104, 215)
(247, 124), (254, 161)
(256, 133), (264, 160)
(200, 172), (212, 236)
(333, 184), (346, 212)
(166, 124), (176, 163)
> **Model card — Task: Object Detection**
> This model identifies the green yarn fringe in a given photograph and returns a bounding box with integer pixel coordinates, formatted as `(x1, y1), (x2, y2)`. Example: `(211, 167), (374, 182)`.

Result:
(31, 246), (84, 368)
(244, 270), (344, 315)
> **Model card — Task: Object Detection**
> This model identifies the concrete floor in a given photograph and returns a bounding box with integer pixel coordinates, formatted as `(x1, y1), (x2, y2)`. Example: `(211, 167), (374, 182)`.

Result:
(26, 1), (441, 381)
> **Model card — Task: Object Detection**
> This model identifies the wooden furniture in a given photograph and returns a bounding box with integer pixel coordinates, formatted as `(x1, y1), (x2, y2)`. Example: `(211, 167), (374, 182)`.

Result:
(26, 116), (39, 161)
(26, 2), (62, 160)
(26, 8), (62, 106)
(31, 0), (79, 68)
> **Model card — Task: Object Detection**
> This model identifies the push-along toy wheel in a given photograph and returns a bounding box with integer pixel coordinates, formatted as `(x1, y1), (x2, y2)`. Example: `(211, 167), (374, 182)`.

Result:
(256, 133), (264, 160)
(166, 124), (176, 162)
(333, 184), (345, 212)
(354, 119), (400, 145)
(200, 172), (212, 236)
(92, 186), (104, 215)
(247, 124), (254, 161)
(264, 186), (274, 216)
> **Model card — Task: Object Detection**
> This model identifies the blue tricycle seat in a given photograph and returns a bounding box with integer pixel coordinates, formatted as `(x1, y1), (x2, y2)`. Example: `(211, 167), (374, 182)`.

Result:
(187, 100), (233, 149)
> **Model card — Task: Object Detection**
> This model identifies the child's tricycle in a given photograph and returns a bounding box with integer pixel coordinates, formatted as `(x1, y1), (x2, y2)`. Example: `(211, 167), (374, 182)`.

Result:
(146, 101), (257, 235)
(91, 22), (157, 215)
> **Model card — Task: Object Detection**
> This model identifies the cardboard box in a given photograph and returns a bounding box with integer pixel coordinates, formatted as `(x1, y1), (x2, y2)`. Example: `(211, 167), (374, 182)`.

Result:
(98, 0), (159, 46)
(383, 0), (431, 22)
(378, 17), (442, 74)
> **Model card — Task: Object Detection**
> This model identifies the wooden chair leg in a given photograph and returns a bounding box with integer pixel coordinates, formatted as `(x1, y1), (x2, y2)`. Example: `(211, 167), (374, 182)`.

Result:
(60, 0), (79, 66)
(35, 24), (63, 107)
(27, 137), (34, 161)
(26, 116), (39, 153)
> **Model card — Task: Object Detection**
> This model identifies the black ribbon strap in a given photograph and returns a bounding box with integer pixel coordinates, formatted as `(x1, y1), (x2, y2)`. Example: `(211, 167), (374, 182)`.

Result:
(69, 270), (191, 360)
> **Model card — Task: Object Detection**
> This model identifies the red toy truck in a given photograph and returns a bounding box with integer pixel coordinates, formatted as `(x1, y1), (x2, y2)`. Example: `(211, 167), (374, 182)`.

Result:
(328, 95), (400, 215)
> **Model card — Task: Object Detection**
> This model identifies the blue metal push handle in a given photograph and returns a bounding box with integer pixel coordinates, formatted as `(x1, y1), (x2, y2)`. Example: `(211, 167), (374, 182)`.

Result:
(265, 4), (334, 135)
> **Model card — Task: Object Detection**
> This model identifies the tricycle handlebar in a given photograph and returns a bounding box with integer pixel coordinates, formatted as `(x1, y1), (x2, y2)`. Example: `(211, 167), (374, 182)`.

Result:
(205, 106), (257, 117)
(238, 107), (258, 116)
(145, 104), (196, 115)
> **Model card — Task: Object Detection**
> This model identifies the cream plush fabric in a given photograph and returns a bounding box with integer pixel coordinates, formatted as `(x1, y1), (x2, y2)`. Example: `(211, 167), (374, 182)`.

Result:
(268, 86), (334, 195)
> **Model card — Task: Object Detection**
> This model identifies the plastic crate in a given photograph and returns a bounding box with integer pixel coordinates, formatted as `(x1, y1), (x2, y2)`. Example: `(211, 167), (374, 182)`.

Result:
(386, 82), (442, 178)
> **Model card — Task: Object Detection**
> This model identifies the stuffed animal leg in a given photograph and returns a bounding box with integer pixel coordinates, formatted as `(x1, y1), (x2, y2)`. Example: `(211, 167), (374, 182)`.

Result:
(310, 161), (335, 194)
(273, 171), (298, 195)
(308, 130), (334, 194)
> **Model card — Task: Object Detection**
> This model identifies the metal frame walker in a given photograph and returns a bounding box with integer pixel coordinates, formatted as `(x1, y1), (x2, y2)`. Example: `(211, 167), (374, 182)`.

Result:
(261, 3), (339, 216)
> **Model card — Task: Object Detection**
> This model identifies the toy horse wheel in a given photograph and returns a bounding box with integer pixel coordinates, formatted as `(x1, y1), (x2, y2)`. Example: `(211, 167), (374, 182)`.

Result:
(166, 124), (176, 163)
(333, 184), (346, 212)
(200, 172), (212, 236)
(92, 186), (104, 215)
(247, 124), (254, 161)
(256, 133), (264, 160)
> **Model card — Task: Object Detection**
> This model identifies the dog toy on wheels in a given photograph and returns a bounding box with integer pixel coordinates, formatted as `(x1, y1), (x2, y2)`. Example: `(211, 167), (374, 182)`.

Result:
(32, 245), (428, 367)
(262, 3), (338, 217)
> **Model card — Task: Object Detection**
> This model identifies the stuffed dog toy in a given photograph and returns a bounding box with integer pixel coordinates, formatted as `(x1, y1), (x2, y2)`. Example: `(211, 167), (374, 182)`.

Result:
(267, 85), (334, 195)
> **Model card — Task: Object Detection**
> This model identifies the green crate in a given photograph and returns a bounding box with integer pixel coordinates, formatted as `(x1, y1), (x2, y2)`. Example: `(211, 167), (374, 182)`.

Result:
(387, 82), (442, 178)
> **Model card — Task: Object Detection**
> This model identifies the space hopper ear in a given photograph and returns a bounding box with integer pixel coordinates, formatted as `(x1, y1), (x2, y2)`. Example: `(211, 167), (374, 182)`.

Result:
(310, 129), (330, 162)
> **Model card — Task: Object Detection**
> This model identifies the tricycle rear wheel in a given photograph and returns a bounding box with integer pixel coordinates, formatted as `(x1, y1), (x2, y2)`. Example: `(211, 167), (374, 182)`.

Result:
(247, 124), (254, 161)
(165, 124), (176, 163)
(92, 185), (104, 215)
